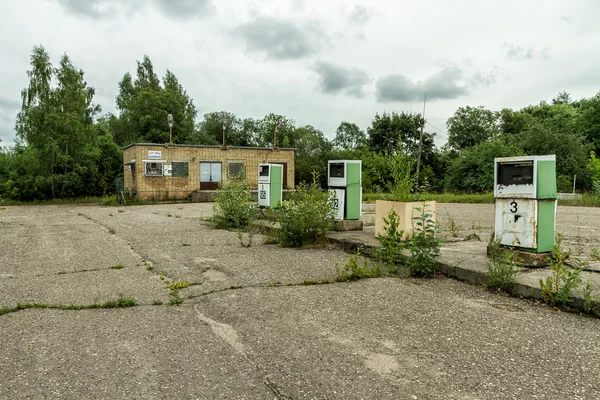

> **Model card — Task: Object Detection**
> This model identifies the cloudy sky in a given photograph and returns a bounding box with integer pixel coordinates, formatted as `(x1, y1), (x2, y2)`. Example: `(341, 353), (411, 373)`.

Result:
(0, 0), (599, 147)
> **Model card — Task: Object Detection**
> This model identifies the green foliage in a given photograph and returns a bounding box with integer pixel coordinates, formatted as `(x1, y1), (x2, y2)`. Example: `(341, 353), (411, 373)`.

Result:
(447, 106), (499, 151)
(375, 209), (405, 266)
(335, 252), (382, 282)
(539, 234), (583, 306)
(170, 282), (189, 290)
(110, 265), (125, 270)
(276, 175), (334, 247)
(381, 151), (415, 202)
(113, 56), (196, 145)
(404, 205), (440, 277)
(486, 238), (518, 293)
(209, 177), (257, 229)
(333, 121), (367, 150)
(445, 138), (523, 193)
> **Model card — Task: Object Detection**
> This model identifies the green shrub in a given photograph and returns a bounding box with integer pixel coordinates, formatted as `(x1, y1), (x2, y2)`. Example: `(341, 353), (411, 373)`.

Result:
(375, 209), (405, 267)
(486, 237), (518, 293)
(276, 175), (334, 247)
(404, 205), (440, 277)
(539, 234), (583, 306)
(208, 177), (257, 229)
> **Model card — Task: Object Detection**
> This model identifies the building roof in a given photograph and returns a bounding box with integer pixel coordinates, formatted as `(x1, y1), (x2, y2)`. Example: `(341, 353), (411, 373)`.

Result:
(122, 143), (297, 151)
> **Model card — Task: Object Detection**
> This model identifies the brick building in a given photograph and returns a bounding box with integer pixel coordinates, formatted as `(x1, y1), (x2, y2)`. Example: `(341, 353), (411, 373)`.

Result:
(122, 143), (295, 200)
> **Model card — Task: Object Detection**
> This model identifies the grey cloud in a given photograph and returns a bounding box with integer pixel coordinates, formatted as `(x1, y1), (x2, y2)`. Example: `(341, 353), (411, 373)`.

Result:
(502, 42), (551, 60)
(235, 17), (326, 60)
(312, 62), (371, 98)
(376, 67), (469, 102)
(55, 0), (213, 20)
(349, 5), (371, 26)
(55, 0), (119, 18)
(153, 0), (214, 19)
(470, 69), (498, 87)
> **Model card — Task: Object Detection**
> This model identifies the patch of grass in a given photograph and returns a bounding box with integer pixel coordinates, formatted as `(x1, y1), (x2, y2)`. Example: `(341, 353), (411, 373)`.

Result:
(152, 300), (163, 306)
(181, 243), (191, 247)
(159, 273), (165, 281)
(0, 302), (48, 316)
(0, 295), (137, 316)
(146, 266), (154, 271)
(363, 192), (495, 204)
(170, 281), (189, 290)
(111, 265), (125, 270)
(336, 252), (383, 282)
(169, 295), (184, 306)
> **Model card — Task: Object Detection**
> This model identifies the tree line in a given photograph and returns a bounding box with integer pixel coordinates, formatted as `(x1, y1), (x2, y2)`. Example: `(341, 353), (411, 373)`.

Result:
(1, 46), (600, 201)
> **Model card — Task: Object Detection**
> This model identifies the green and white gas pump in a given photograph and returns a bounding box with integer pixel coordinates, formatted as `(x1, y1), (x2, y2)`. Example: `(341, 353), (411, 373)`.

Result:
(258, 164), (283, 208)
(494, 155), (557, 253)
(327, 160), (362, 220)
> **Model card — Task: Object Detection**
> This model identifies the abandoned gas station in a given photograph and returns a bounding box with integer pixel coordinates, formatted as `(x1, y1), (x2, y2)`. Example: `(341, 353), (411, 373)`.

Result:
(122, 143), (295, 200)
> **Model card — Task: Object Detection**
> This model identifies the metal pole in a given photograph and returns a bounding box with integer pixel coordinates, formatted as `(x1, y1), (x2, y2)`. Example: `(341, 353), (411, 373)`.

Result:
(169, 126), (172, 145)
(415, 93), (426, 186)
(573, 175), (576, 194)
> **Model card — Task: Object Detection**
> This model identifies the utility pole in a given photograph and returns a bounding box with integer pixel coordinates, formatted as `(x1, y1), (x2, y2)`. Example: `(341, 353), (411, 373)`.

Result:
(415, 93), (426, 186)
(273, 120), (281, 150)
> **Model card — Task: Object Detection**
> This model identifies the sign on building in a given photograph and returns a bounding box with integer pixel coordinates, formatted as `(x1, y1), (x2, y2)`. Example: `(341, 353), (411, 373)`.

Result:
(148, 150), (162, 159)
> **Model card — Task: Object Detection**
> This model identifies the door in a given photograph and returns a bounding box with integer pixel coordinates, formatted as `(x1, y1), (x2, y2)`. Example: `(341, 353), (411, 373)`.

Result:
(200, 162), (222, 190)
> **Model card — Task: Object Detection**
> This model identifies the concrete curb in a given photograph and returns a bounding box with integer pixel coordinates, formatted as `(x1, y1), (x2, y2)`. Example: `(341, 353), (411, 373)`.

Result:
(326, 234), (600, 318)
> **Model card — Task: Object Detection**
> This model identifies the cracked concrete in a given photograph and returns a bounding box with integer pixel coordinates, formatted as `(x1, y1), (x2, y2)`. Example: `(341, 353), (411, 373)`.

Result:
(1, 203), (600, 399)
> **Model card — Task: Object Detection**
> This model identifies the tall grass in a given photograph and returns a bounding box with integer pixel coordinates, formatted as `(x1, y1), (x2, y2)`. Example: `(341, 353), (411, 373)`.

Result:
(364, 192), (600, 207)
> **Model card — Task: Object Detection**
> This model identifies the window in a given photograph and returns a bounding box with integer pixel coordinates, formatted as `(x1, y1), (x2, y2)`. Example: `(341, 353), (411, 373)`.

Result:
(145, 162), (164, 177)
(172, 162), (189, 177)
(228, 162), (245, 179)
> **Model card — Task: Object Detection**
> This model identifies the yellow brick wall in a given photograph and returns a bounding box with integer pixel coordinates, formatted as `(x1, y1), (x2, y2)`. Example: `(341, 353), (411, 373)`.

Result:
(123, 144), (295, 200)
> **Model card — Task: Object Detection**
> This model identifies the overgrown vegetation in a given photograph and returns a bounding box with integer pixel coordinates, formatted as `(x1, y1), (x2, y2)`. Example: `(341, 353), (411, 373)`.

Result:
(374, 206), (441, 277)
(208, 177), (257, 229)
(335, 252), (383, 282)
(539, 234), (584, 307)
(404, 206), (441, 277)
(486, 236), (518, 293)
(275, 175), (334, 247)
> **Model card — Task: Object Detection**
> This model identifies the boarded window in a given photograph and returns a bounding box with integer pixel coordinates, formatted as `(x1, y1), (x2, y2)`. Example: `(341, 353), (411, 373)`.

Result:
(172, 162), (189, 177)
(228, 162), (245, 179)
(145, 162), (164, 177)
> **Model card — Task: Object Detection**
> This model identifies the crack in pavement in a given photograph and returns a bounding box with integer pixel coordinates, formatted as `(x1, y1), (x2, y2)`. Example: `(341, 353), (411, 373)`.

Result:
(194, 305), (294, 399)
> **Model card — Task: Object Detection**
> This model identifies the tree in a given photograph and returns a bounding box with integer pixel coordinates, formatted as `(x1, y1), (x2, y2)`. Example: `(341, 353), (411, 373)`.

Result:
(445, 138), (523, 193)
(15, 46), (101, 198)
(333, 122), (366, 150)
(446, 106), (499, 151)
(293, 125), (332, 185)
(367, 111), (422, 154)
(195, 111), (257, 146)
(113, 56), (196, 145)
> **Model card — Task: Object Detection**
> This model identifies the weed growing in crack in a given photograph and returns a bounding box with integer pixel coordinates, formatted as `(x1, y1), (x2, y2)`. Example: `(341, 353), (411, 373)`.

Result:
(336, 252), (383, 282)
(111, 265), (125, 270)
(146, 266), (154, 271)
(590, 248), (600, 261)
(486, 237), (518, 293)
(169, 293), (184, 306)
(445, 210), (461, 238)
(583, 281), (599, 314)
(182, 243), (191, 247)
(152, 300), (163, 306)
(540, 234), (584, 307)
(159, 273), (165, 281)
(170, 281), (189, 290)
